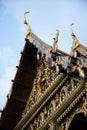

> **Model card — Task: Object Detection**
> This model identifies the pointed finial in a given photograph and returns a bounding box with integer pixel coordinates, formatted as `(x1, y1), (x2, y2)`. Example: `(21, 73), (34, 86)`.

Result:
(70, 23), (75, 36)
(24, 11), (31, 38)
(24, 11), (30, 24)
(52, 29), (59, 52)
(70, 23), (79, 50)
(25, 11), (30, 14)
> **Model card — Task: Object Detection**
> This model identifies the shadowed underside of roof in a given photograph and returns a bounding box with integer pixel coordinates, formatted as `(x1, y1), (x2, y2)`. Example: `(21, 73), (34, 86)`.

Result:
(0, 39), (39, 130)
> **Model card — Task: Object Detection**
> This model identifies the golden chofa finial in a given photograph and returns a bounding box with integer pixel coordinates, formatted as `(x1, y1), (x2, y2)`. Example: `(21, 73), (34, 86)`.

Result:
(52, 29), (59, 52)
(70, 23), (79, 50)
(24, 11), (31, 38)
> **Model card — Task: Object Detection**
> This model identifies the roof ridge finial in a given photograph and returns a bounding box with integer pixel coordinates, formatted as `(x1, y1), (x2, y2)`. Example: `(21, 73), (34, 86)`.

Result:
(24, 11), (31, 38)
(70, 23), (79, 50)
(52, 29), (59, 52)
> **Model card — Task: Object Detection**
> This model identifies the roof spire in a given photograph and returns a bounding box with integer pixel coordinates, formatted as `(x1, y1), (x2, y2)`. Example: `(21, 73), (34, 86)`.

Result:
(52, 29), (59, 52)
(24, 11), (31, 38)
(70, 23), (79, 50)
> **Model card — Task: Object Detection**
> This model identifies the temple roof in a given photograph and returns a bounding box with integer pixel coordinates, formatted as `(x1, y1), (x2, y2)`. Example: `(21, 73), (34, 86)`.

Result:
(0, 30), (87, 130)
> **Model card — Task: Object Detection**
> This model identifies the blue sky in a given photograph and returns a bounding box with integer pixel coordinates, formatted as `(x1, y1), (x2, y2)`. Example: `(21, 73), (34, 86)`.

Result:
(0, 0), (87, 110)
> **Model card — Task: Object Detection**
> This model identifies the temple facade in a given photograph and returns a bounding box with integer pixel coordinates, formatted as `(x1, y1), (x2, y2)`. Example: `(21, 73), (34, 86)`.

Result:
(0, 24), (87, 130)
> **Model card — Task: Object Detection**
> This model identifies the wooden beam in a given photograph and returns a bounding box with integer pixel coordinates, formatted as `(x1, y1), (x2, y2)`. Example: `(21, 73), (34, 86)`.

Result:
(11, 80), (29, 89)
(11, 96), (27, 105)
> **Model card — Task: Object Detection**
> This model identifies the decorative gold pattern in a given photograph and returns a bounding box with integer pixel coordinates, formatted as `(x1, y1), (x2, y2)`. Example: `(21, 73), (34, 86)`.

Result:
(22, 55), (59, 116)
(58, 95), (87, 130)
(27, 77), (83, 130)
